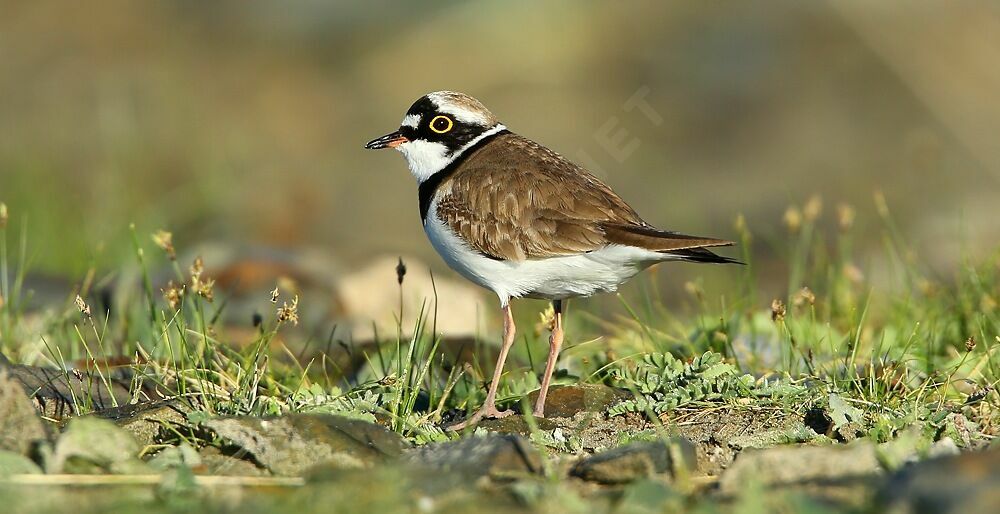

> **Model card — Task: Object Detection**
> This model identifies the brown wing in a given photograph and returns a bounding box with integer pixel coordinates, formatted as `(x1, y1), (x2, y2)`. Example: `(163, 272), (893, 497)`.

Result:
(600, 224), (733, 252)
(435, 133), (733, 261)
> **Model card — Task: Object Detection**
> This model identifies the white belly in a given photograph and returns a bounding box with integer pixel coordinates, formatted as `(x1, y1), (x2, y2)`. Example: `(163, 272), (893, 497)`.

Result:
(423, 203), (671, 306)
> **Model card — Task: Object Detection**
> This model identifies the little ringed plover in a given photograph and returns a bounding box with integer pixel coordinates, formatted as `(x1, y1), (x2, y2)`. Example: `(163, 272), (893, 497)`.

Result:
(366, 91), (738, 429)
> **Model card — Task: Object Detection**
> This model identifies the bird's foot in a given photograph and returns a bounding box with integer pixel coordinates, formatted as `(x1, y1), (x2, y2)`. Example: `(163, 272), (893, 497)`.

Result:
(448, 406), (514, 431)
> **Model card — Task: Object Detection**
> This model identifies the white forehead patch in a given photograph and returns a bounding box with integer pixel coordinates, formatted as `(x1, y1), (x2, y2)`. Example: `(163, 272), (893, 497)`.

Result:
(400, 114), (421, 128)
(427, 92), (490, 126)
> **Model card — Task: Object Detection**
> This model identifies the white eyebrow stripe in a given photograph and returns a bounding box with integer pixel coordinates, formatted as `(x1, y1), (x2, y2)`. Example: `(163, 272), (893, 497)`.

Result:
(436, 105), (489, 126)
(401, 114), (420, 128)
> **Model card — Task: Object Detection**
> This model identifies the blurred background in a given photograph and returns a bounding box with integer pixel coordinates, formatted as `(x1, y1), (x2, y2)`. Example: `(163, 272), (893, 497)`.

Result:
(2, 0), (999, 339)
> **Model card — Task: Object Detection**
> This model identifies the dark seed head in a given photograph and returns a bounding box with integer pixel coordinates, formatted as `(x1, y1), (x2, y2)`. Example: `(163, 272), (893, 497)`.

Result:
(396, 257), (407, 285)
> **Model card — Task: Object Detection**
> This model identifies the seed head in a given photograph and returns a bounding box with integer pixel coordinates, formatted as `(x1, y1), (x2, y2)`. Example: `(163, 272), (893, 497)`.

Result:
(277, 295), (299, 326)
(771, 299), (786, 322)
(190, 256), (204, 279)
(836, 204), (856, 231)
(843, 263), (864, 284)
(162, 281), (184, 311)
(195, 278), (215, 302)
(270, 287), (280, 304)
(734, 213), (746, 233)
(803, 195), (823, 222)
(535, 303), (556, 334)
(733, 213), (752, 242)
(783, 207), (802, 234)
(684, 281), (704, 300)
(396, 257), (407, 285)
(793, 287), (816, 307)
(152, 230), (176, 260)
(0, 202), (8, 229)
(74, 295), (92, 319)
(874, 190), (890, 218)
(189, 256), (214, 302)
(965, 337), (977, 352)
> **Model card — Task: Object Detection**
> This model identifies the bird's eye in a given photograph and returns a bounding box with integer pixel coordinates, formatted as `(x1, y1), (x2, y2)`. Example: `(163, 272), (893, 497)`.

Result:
(429, 115), (453, 134)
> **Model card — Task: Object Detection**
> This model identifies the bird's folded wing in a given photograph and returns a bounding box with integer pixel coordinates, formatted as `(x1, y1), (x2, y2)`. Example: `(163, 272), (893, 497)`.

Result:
(435, 133), (730, 261)
(600, 223), (733, 251)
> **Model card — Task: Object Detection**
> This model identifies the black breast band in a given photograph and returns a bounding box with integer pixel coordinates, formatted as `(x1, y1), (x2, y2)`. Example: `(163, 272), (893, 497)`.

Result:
(418, 129), (510, 222)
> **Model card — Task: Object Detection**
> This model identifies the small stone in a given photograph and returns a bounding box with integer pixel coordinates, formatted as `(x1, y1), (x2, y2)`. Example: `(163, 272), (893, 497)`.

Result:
(718, 441), (881, 498)
(571, 439), (697, 484)
(0, 450), (44, 476)
(476, 414), (559, 436)
(148, 443), (202, 471)
(48, 416), (150, 474)
(104, 400), (187, 447)
(835, 421), (864, 442)
(0, 369), (49, 456)
(527, 384), (631, 418)
(197, 446), (269, 477)
(927, 437), (961, 459)
(405, 434), (543, 481)
(727, 424), (817, 450)
(202, 413), (409, 476)
(479, 383), (623, 433)
(6, 363), (153, 419)
(878, 446), (1000, 514)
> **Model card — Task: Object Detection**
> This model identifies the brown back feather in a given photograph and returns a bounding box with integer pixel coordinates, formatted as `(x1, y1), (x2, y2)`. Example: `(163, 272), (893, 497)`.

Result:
(434, 133), (731, 261)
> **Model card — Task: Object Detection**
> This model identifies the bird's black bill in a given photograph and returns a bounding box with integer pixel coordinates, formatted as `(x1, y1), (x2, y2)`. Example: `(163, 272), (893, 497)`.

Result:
(365, 131), (408, 149)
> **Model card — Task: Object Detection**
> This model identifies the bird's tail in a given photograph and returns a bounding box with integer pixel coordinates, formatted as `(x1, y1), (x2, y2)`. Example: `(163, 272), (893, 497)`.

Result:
(601, 223), (743, 265)
(667, 246), (744, 265)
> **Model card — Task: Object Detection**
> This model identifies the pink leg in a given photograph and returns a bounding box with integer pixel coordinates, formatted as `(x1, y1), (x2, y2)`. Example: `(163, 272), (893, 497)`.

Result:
(533, 300), (564, 418)
(449, 304), (517, 430)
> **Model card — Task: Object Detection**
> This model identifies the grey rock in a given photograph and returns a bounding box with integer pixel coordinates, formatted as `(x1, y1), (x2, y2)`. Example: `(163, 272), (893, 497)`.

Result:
(0, 450), (44, 475)
(48, 416), (150, 474)
(571, 438), (697, 484)
(405, 434), (543, 481)
(526, 384), (632, 418)
(202, 413), (409, 476)
(476, 414), (559, 436)
(718, 441), (882, 499)
(926, 437), (961, 459)
(2, 362), (162, 419)
(197, 445), (269, 477)
(0, 369), (49, 456)
(835, 421), (865, 442)
(878, 446), (1000, 514)
(148, 443), (201, 471)
(727, 423), (818, 450)
(475, 385), (631, 436)
(103, 400), (187, 447)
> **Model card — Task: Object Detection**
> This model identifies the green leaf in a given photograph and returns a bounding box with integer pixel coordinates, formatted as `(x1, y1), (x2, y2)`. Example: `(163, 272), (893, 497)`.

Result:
(701, 362), (736, 380)
(828, 393), (863, 429)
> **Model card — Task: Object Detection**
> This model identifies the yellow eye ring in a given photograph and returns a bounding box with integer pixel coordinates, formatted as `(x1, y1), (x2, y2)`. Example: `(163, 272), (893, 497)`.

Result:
(429, 115), (453, 134)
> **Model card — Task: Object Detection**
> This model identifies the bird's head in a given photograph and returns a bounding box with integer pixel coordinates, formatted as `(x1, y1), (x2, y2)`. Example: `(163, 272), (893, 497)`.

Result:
(365, 91), (506, 182)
